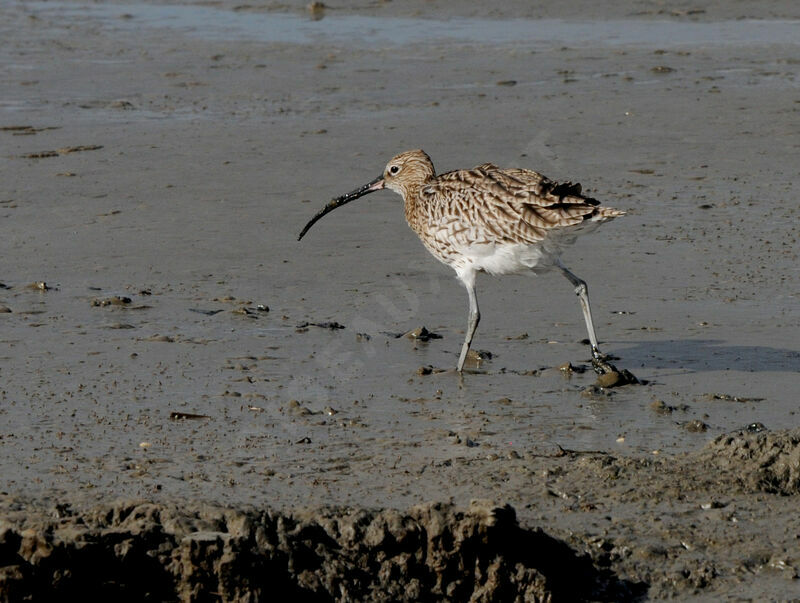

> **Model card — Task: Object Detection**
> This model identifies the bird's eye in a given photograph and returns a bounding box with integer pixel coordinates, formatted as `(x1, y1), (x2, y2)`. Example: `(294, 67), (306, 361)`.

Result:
(389, 165), (400, 175)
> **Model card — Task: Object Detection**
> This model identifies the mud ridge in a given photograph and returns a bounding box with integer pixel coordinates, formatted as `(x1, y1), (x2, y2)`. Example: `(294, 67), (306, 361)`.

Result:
(0, 499), (642, 601)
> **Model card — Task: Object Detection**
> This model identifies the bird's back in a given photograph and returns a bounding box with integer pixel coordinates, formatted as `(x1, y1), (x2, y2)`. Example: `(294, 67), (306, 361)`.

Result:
(408, 162), (623, 265)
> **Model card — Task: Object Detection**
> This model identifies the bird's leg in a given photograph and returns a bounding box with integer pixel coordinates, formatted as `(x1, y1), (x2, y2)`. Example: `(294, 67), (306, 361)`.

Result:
(557, 263), (615, 374)
(456, 277), (480, 373)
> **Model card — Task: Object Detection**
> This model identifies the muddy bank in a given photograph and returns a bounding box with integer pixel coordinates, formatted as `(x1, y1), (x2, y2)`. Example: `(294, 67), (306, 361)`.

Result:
(0, 500), (637, 602)
(2, 427), (798, 601)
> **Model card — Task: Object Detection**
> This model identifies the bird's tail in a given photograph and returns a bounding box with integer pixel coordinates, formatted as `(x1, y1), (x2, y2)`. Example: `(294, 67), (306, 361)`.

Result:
(588, 206), (625, 222)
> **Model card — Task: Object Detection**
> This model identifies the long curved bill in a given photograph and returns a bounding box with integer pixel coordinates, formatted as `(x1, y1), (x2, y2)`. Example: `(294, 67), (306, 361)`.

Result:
(297, 175), (385, 241)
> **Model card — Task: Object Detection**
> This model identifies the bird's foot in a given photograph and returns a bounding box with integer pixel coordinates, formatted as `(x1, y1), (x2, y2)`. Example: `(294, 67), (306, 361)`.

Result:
(591, 348), (640, 386)
(590, 353), (616, 375)
(590, 347), (616, 374)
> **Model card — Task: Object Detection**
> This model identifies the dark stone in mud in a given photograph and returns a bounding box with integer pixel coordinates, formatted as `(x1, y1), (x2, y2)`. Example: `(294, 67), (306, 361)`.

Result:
(188, 308), (224, 316)
(649, 399), (673, 414)
(684, 419), (709, 433)
(296, 321), (346, 330)
(0, 500), (642, 601)
(699, 393), (765, 404)
(91, 295), (131, 307)
(403, 326), (442, 341)
(581, 384), (613, 398)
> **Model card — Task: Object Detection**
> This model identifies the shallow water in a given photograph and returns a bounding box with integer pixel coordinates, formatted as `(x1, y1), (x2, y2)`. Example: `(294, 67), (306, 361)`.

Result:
(19, 1), (800, 48)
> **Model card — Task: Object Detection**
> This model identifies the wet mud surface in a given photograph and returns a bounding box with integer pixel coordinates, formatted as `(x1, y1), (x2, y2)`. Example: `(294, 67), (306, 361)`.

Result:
(1, 0), (799, 599)
(2, 427), (800, 600)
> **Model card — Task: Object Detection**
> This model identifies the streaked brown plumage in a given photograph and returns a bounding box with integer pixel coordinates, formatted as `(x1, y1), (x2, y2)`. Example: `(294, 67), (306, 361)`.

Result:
(299, 149), (627, 375)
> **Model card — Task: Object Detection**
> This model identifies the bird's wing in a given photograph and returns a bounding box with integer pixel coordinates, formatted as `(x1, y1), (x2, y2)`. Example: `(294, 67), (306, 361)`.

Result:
(421, 165), (608, 246)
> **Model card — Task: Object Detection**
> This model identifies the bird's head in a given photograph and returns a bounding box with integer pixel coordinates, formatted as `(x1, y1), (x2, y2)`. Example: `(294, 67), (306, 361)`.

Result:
(297, 149), (436, 240)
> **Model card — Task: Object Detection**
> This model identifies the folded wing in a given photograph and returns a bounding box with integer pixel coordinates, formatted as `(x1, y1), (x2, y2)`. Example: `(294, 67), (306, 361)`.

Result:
(420, 164), (621, 248)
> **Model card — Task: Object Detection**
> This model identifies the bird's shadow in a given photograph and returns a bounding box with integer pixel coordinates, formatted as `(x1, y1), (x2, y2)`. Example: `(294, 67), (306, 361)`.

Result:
(614, 339), (800, 373)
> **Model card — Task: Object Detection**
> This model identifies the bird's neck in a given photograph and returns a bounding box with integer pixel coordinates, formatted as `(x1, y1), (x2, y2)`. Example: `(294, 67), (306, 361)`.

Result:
(402, 181), (428, 233)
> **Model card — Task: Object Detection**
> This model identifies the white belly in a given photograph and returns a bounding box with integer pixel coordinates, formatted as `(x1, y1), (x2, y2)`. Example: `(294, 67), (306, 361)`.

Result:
(452, 242), (553, 276)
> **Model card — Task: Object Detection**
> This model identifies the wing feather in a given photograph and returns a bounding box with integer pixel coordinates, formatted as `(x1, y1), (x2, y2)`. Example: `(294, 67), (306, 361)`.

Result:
(420, 164), (619, 247)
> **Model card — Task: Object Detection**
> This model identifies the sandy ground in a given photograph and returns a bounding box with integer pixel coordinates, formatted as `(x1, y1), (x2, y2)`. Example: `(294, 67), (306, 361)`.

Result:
(1, 0), (800, 599)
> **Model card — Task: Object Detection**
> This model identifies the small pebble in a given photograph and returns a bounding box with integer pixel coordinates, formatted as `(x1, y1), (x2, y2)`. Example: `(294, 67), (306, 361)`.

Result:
(685, 419), (708, 433)
(650, 400), (673, 415)
(596, 371), (621, 388)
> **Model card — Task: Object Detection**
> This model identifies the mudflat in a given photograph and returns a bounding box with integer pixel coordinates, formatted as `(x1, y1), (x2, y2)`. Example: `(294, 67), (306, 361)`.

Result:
(1, 0), (799, 599)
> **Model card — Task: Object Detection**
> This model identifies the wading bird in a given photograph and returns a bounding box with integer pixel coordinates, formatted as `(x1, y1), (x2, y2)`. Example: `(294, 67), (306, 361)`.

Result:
(299, 150), (630, 377)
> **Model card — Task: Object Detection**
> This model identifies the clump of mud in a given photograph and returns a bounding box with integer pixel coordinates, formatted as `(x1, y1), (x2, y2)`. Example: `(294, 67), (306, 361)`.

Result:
(697, 426), (800, 495)
(0, 500), (638, 601)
